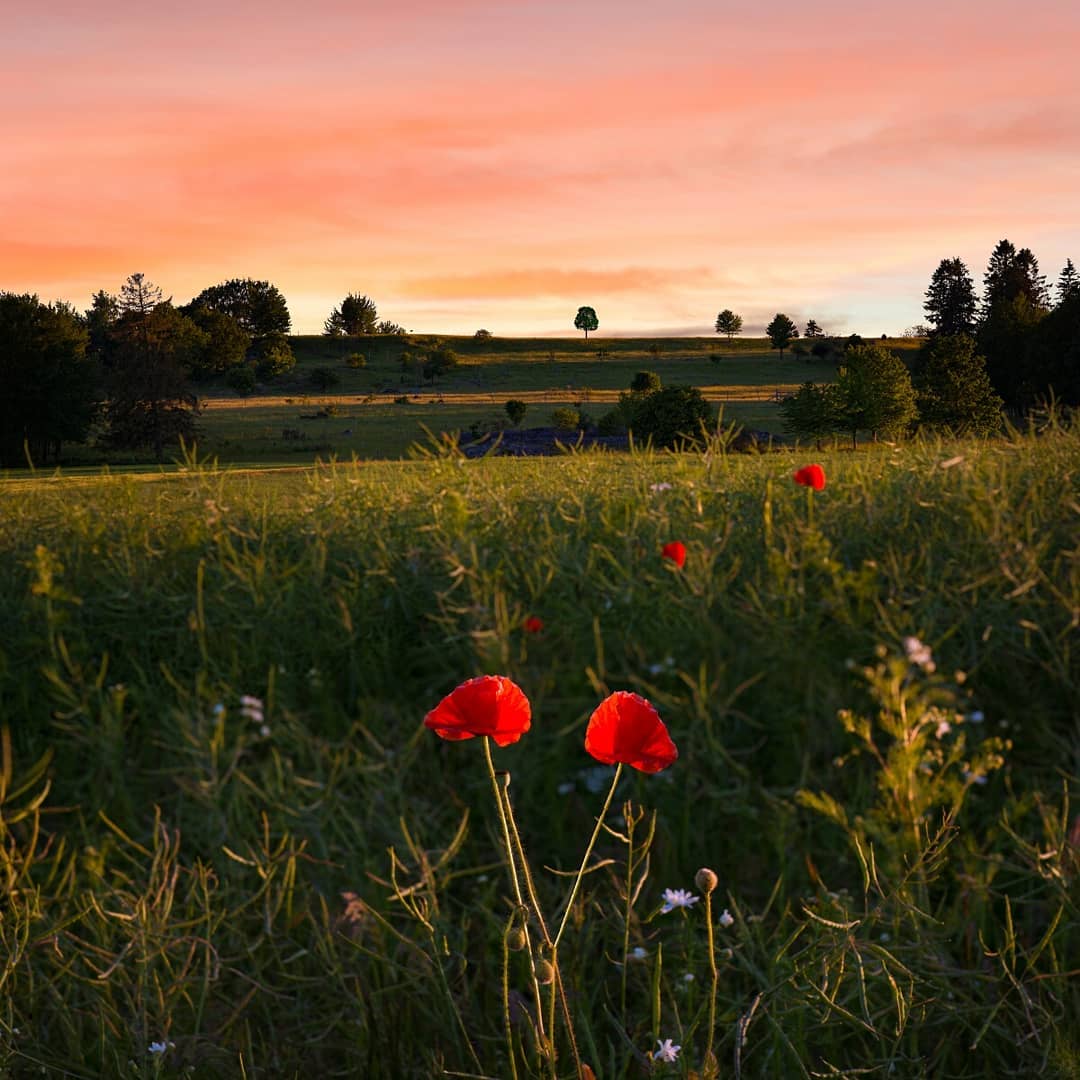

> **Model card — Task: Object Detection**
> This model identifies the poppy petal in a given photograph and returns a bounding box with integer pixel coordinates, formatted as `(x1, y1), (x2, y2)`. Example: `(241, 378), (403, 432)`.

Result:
(793, 464), (826, 491)
(424, 675), (532, 747)
(661, 541), (687, 568)
(585, 691), (678, 773)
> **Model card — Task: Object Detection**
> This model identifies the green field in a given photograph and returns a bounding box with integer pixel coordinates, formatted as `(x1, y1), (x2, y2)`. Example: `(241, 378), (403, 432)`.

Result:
(40, 335), (922, 468)
(1, 419), (1077, 1077)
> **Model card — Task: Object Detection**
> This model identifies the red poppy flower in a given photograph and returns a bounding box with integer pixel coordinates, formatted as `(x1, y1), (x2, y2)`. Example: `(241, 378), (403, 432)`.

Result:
(424, 675), (532, 747)
(523, 616), (544, 634)
(793, 464), (826, 491)
(585, 691), (678, 773)
(661, 541), (686, 568)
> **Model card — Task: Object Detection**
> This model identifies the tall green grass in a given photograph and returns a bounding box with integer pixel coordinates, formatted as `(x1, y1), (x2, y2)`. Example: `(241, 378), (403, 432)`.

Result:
(0, 420), (1077, 1076)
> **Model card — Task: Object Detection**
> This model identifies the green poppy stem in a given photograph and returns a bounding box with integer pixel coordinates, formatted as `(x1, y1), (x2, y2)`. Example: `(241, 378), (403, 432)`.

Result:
(553, 762), (624, 952)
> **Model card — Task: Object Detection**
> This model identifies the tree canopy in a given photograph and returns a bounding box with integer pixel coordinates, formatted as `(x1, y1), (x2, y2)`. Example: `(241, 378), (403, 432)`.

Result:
(574, 306), (599, 339)
(766, 313), (798, 358)
(923, 258), (977, 336)
(714, 309), (743, 340)
(834, 343), (917, 447)
(915, 335), (1002, 435)
(190, 279), (291, 337)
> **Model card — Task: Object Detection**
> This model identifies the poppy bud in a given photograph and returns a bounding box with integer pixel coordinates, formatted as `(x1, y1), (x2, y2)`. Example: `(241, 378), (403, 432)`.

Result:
(695, 867), (719, 895)
(506, 927), (527, 952)
(534, 959), (555, 985)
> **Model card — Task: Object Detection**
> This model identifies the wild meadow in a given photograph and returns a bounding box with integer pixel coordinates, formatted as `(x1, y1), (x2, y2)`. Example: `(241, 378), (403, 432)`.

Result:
(0, 418), (1078, 1078)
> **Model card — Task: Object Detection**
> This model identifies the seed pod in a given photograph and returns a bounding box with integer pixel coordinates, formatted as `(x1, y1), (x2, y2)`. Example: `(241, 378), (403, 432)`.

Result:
(534, 959), (555, 985)
(506, 927), (527, 952)
(695, 867), (718, 895)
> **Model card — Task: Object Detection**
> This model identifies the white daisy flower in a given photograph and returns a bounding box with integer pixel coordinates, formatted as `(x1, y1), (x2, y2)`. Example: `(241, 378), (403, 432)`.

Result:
(660, 888), (699, 913)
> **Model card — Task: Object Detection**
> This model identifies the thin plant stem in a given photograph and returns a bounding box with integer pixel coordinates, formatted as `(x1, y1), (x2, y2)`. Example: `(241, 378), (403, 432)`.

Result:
(620, 804), (634, 1026)
(501, 916), (520, 1080)
(482, 737), (549, 1055)
(553, 763), (623, 951)
(704, 893), (719, 1066)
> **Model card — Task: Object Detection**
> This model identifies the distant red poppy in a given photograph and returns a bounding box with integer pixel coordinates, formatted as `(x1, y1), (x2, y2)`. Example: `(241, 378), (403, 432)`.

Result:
(793, 464), (826, 491)
(585, 691), (678, 773)
(424, 675), (532, 747)
(523, 616), (544, 634)
(661, 541), (686, 568)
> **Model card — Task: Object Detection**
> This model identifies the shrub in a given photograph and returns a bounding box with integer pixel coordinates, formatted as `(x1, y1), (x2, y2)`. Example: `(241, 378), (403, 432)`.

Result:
(345, 352), (367, 369)
(630, 370), (661, 393)
(249, 333), (295, 379)
(629, 385), (714, 448)
(550, 407), (581, 431)
(596, 408), (627, 436)
(225, 364), (257, 396)
(474, 329), (493, 341)
(505, 399), (527, 427)
(308, 366), (341, 391)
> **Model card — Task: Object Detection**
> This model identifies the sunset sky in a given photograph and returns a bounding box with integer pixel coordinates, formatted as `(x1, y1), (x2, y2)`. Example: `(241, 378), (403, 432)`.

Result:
(4, 0), (1078, 337)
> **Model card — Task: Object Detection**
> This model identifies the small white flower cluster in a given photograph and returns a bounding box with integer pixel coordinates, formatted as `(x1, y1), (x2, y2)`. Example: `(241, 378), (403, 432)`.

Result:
(148, 1040), (175, 1055)
(660, 887), (699, 913)
(240, 695), (270, 737)
(903, 636), (936, 673)
(649, 482), (674, 493)
(655, 1037), (680, 1062)
(719, 908), (734, 928)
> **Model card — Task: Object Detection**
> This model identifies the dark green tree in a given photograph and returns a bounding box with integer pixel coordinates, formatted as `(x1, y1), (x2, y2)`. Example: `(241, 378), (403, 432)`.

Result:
(834, 343), (917, 448)
(104, 296), (207, 461)
(779, 381), (841, 449)
(181, 305), (251, 380)
(1021, 292), (1080, 405)
(323, 308), (347, 336)
(308, 366), (341, 391)
(338, 294), (379, 335)
(923, 258), (977, 336)
(766, 313), (798, 358)
(982, 239), (1048, 314)
(1056, 259), (1079, 306)
(423, 344), (459, 382)
(119, 272), (165, 316)
(804, 319), (825, 338)
(85, 289), (120, 362)
(505, 399), (527, 426)
(0, 293), (100, 466)
(915, 335), (1003, 435)
(190, 279), (291, 336)
(629, 385), (713, 448)
(249, 332), (295, 379)
(376, 320), (406, 336)
(574, 306), (599, 339)
(630, 370), (661, 393)
(714, 309), (742, 340)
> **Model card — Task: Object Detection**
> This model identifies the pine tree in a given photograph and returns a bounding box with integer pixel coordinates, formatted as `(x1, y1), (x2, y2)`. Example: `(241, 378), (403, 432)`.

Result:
(916, 335), (1002, 435)
(923, 258), (976, 336)
(1057, 259), (1079, 306)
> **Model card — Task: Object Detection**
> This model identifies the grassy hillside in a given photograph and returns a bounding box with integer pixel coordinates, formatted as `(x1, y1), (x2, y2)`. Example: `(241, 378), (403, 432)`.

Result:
(0, 422), (1076, 1076)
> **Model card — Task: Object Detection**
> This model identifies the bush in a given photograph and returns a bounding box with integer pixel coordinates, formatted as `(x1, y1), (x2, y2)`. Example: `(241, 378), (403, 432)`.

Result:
(249, 333), (295, 379)
(474, 329), (493, 341)
(225, 364), (257, 396)
(345, 352), (367, 369)
(550, 407), (581, 431)
(596, 408), (627, 436)
(629, 385), (714, 448)
(630, 370), (661, 393)
(505, 399), (527, 427)
(308, 366), (341, 391)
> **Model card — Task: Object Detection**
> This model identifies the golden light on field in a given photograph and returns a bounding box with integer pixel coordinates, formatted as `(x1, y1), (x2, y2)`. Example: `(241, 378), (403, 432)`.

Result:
(2, 0), (1078, 335)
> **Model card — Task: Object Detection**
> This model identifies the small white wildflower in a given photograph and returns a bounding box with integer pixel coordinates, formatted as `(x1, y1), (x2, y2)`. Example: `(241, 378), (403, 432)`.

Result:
(649, 482), (674, 493)
(239, 695), (264, 723)
(969, 710), (985, 724)
(682, 972), (695, 982)
(211, 703), (225, 717)
(239, 694), (262, 709)
(259, 724), (271, 738)
(557, 781), (575, 796)
(935, 719), (952, 739)
(148, 1041), (174, 1055)
(903, 636), (935, 672)
(719, 908), (734, 928)
(655, 1038), (681, 1063)
(880, 932), (890, 942)
(648, 662), (665, 676)
(629, 946), (648, 961)
(660, 888), (699, 914)
(962, 770), (989, 786)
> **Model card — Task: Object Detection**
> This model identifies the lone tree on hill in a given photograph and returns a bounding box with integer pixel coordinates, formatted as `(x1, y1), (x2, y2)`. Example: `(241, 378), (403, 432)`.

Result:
(834, 342), (917, 448)
(923, 258), (977, 336)
(714, 309), (743, 341)
(574, 306), (599, 339)
(766, 313), (799, 359)
(804, 319), (825, 338)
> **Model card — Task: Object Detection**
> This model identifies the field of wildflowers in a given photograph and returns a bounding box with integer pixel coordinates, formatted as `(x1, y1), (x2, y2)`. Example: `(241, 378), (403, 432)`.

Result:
(0, 419), (1077, 1077)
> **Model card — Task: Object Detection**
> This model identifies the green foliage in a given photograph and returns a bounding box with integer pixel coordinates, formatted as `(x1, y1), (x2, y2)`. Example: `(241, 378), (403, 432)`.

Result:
(1057, 258), (1079, 306)
(423, 343), (459, 382)
(574, 305), (599, 338)
(629, 370), (661, 393)
(225, 363), (257, 395)
(550, 405), (581, 430)
(308, 365), (341, 391)
(916, 334), (1003, 434)
(190, 278), (291, 336)
(504, 398), (527, 426)
(248, 332), (296, 379)
(766, 312), (799, 357)
(780, 380), (842, 448)
(474, 328), (493, 341)
(0, 293), (99, 467)
(182, 304), (251, 379)
(629, 384), (713, 448)
(1021, 292), (1080, 406)
(715, 308), (743, 340)
(834, 342), (917, 446)
(804, 318), (824, 338)
(345, 351), (367, 369)
(376, 320), (406, 336)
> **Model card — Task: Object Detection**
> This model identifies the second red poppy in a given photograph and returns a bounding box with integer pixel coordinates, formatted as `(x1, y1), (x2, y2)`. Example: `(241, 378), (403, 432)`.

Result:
(793, 464), (826, 491)
(661, 541), (686, 568)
